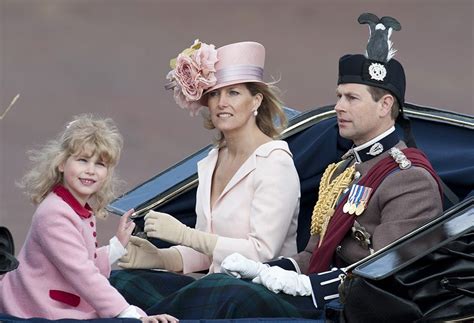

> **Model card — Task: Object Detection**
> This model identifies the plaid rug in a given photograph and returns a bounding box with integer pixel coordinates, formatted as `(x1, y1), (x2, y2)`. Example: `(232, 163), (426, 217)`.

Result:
(109, 269), (195, 310)
(147, 273), (323, 320)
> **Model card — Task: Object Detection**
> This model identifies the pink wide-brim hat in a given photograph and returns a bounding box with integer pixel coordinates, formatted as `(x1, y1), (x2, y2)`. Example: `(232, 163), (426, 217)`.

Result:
(204, 41), (266, 94)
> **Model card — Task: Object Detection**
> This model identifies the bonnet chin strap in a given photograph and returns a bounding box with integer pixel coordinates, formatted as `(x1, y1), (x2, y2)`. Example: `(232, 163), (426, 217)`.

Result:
(397, 113), (417, 148)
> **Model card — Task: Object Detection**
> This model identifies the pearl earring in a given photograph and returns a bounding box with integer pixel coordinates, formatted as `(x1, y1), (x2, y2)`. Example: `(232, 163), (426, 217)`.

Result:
(253, 109), (258, 116)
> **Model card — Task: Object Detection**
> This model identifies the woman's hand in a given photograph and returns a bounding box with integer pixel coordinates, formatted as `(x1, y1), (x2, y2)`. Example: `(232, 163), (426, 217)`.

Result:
(118, 236), (161, 269)
(140, 314), (179, 323)
(144, 211), (217, 255)
(144, 211), (185, 243)
(116, 209), (136, 247)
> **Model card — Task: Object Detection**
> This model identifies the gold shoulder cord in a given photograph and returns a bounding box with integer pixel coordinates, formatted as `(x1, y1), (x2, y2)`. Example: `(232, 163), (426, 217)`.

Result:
(310, 161), (356, 241)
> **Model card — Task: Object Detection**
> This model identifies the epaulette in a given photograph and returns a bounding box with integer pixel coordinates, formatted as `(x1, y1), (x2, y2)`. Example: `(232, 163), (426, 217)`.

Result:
(388, 147), (412, 169)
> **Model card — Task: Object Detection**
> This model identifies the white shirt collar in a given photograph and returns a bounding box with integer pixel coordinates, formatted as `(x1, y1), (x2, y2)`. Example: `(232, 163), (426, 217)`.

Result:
(354, 126), (396, 153)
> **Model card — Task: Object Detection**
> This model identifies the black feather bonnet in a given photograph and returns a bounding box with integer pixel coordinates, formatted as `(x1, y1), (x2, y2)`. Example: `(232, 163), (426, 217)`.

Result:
(338, 13), (405, 109)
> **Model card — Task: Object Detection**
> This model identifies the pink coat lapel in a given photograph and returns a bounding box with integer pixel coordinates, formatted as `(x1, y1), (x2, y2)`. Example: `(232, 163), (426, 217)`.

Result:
(198, 141), (292, 218)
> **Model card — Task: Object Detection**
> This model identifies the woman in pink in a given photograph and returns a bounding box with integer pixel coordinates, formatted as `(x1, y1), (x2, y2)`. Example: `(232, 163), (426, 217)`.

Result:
(114, 41), (300, 309)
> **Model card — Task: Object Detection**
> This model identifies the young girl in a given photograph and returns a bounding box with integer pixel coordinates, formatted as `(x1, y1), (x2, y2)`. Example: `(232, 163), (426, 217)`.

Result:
(0, 114), (177, 322)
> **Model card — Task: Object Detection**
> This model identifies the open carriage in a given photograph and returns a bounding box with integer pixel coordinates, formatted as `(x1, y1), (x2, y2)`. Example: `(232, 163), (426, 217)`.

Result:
(1, 103), (473, 322)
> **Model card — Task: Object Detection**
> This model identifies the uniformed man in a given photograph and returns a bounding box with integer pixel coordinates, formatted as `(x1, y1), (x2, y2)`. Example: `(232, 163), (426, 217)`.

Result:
(218, 11), (443, 312)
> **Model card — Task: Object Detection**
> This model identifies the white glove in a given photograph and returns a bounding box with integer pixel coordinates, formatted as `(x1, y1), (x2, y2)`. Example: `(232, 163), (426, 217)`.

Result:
(220, 253), (269, 279)
(252, 266), (312, 296)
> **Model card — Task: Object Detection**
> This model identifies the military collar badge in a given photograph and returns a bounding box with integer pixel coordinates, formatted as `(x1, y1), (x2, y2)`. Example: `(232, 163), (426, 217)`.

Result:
(367, 142), (384, 156)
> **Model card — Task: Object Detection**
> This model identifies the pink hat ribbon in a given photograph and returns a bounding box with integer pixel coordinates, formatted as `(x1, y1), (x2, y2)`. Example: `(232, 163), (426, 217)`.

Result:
(215, 65), (263, 85)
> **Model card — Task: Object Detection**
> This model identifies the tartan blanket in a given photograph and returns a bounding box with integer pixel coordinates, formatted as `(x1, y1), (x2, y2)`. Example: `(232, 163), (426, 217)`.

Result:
(109, 269), (195, 310)
(146, 273), (323, 320)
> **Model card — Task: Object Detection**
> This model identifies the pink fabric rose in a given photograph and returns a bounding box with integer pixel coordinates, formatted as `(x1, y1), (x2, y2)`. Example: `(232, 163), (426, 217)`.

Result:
(194, 43), (218, 83)
(174, 54), (202, 101)
(166, 40), (218, 116)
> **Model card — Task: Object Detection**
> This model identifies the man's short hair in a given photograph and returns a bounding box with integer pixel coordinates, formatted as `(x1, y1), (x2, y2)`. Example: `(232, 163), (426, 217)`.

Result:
(367, 86), (400, 120)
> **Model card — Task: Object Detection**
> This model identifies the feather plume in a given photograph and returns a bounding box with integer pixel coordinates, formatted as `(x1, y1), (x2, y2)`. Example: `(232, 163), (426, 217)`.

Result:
(358, 13), (401, 62)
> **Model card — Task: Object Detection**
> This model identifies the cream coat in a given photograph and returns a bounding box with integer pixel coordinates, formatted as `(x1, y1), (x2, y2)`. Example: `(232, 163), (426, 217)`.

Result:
(176, 140), (300, 273)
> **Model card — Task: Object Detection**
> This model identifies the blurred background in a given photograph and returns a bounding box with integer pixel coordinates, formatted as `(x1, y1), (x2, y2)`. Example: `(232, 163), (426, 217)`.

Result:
(1, 0), (473, 251)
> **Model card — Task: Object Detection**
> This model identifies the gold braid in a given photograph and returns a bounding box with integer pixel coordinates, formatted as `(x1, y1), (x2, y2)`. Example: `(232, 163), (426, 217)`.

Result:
(310, 161), (356, 236)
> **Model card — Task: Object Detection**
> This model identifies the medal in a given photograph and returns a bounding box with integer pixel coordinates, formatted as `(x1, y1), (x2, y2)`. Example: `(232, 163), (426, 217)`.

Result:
(355, 202), (365, 215)
(349, 185), (363, 215)
(343, 201), (351, 213)
(344, 184), (358, 214)
(355, 186), (373, 216)
(348, 203), (357, 214)
(352, 221), (372, 250)
(345, 184), (373, 216)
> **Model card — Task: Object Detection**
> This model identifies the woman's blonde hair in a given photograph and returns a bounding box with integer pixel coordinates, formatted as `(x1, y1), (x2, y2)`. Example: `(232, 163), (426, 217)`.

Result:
(202, 82), (287, 147)
(18, 114), (123, 219)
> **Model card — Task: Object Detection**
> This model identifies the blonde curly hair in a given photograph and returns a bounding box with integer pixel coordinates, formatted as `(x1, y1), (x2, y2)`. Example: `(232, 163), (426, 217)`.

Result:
(18, 114), (123, 219)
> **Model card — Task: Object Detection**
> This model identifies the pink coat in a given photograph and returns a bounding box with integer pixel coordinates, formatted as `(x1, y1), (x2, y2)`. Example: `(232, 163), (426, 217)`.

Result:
(0, 189), (130, 319)
(176, 140), (300, 273)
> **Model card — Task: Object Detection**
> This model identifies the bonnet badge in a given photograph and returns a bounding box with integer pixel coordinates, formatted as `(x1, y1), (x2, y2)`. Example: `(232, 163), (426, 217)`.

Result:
(368, 63), (387, 81)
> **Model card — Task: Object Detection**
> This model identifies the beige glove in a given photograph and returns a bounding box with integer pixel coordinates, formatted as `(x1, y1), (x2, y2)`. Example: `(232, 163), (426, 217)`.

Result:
(118, 236), (183, 272)
(144, 211), (218, 256)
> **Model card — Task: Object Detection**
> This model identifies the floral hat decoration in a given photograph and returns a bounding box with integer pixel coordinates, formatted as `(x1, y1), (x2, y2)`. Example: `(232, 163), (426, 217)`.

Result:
(165, 39), (219, 116)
